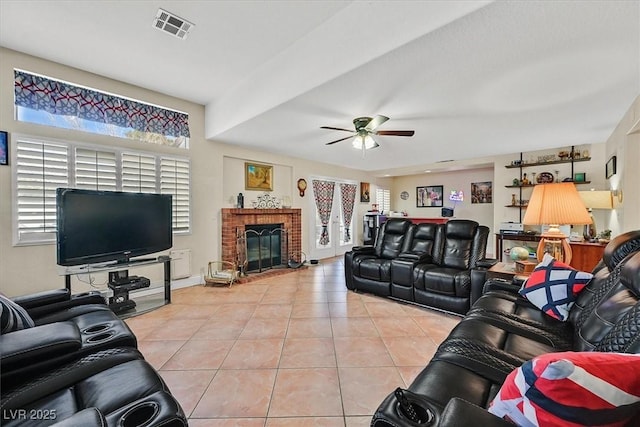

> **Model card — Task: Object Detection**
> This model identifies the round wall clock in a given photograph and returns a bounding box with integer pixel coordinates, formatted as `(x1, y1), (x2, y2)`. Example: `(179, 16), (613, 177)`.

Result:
(400, 191), (409, 200)
(297, 178), (307, 197)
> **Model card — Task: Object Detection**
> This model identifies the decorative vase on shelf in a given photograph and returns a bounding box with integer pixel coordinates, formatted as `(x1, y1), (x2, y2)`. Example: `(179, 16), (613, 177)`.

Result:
(511, 194), (517, 206)
(522, 173), (529, 185)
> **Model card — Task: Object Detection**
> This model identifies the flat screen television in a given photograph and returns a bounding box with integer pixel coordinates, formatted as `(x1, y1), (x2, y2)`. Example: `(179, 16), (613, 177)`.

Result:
(56, 188), (173, 266)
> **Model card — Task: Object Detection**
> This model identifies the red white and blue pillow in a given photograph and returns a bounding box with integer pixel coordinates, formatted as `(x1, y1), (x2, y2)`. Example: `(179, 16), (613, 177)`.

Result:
(489, 352), (640, 427)
(519, 254), (593, 321)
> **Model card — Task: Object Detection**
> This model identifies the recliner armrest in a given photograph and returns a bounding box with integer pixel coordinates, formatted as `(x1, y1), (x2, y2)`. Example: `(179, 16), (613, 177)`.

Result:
(476, 258), (499, 269)
(398, 251), (433, 263)
(25, 291), (106, 320)
(483, 278), (522, 294)
(351, 245), (375, 254)
(13, 289), (70, 309)
(438, 398), (513, 427)
(1, 322), (81, 369)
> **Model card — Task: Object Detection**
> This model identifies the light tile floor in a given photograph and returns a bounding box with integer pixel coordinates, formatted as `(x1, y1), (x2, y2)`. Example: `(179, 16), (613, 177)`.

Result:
(126, 257), (460, 427)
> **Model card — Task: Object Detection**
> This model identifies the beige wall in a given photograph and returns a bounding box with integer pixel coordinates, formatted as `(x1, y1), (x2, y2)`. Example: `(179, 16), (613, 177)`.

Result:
(0, 48), (378, 297)
(1, 48), (637, 297)
(391, 168), (495, 254)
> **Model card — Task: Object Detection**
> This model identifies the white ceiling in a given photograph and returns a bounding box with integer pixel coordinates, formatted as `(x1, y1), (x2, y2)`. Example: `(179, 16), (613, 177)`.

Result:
(1, 1), (638, 176)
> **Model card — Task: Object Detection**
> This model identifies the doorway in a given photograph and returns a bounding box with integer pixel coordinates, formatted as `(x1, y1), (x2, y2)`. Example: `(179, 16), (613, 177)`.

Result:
(308, 178), (357, 260)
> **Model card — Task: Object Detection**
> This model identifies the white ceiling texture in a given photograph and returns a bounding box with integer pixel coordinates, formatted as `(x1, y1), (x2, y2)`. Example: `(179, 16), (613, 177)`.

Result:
(1, 1), (638, 176)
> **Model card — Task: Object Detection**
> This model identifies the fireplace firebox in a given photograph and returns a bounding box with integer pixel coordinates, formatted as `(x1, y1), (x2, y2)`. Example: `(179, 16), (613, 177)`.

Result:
(239, 223), (287, 273)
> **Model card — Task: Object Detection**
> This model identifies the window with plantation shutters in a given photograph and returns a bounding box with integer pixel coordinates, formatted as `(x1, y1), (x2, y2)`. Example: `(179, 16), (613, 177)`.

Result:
(376, 188), (391, 213)
(122, 152), (157, 193)
(13, 134), (191, 246)
(74, 147), (117, 191)
(14, 138), (69, 244)
(160, 157), (190, 232)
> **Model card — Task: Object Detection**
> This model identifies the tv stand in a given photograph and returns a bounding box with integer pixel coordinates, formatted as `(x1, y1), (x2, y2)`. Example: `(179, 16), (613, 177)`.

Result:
(62, 258), (171, 317)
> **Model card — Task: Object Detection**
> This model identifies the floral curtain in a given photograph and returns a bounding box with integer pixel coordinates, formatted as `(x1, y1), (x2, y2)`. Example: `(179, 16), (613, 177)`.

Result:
(14, 70), (190, 138)
(339, 183), (357, 242)
(312, 179), (335, 245)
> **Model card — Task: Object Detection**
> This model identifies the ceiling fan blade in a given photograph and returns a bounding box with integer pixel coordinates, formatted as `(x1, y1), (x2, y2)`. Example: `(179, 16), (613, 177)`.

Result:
(375, 130), (415, 137)
(320, 126), (355, 133)
(325, 135), (356, 145)
(364, 115), (389, 131)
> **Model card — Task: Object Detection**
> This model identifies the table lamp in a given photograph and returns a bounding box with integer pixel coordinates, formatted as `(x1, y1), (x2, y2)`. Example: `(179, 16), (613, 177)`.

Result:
(523, 183), (592, 264)
(578, 190), (613, 240)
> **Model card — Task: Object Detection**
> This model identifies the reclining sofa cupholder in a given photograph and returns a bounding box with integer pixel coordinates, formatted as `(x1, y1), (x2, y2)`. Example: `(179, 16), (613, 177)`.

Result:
(82, 323), (111, 334)
(118, 401), (159, 427)
(393, 388), (437, 426)
(85, 331), (116, 343)
(395, 401), (434, 426)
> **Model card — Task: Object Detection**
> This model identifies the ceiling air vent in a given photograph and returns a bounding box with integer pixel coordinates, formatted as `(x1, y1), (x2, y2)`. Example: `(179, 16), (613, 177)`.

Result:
(153, 8), (194, 40)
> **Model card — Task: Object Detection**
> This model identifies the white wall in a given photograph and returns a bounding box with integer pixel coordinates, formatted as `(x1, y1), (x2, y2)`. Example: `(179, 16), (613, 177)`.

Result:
(605, 95), (640, 233)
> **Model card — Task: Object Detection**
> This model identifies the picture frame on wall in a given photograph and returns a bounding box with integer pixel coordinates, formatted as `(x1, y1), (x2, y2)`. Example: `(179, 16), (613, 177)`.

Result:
(245, 162), (273, 191)
(417, 185), (443, 208)
(471, 181), (492, 204)
(360, 182), (370, 202)
(606, 156), (616, 179)
(0, 131), (7, 166)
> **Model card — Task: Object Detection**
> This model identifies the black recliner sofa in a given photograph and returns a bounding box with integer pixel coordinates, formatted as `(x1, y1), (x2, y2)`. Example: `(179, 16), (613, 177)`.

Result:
(371, 230), (640, 427)
(1, 289), (187, 426)
(345, 219), (492, 314)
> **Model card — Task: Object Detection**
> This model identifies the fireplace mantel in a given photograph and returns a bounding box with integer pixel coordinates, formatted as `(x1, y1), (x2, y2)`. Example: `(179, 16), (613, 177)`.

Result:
(224, 208), (300, 215)
(221, 208), (302, 268)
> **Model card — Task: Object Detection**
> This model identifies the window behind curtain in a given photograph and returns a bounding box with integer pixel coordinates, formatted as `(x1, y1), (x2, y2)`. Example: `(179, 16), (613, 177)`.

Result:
(13, 135), (190, 245)
(14, 69), (190, 148)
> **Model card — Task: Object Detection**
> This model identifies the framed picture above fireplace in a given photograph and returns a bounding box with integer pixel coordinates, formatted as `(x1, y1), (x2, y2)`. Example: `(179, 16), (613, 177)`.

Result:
(245, 162), (273, 191)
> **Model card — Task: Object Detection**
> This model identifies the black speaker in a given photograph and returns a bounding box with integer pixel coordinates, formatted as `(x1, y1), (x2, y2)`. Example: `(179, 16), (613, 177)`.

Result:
(441, 207), (454, 217)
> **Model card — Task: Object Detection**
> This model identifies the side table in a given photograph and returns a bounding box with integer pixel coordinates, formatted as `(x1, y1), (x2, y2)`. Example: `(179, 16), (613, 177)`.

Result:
(487, 262), (531, 282)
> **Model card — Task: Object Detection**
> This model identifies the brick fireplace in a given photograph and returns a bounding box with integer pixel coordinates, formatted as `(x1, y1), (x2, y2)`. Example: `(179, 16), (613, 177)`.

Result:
(221, 208), (302, 272)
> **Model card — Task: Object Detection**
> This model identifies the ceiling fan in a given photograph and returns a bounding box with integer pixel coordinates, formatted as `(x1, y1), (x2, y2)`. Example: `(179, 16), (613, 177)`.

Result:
(321, 115), (415, 152)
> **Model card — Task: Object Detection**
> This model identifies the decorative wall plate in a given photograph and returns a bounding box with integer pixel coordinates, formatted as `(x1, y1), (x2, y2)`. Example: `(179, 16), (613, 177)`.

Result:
(400, 191), (409, 200)
(537, 172), (554, 183)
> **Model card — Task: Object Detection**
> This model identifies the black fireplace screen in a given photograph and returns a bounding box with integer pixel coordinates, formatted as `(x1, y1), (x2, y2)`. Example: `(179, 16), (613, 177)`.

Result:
(237, 224), (288, 273)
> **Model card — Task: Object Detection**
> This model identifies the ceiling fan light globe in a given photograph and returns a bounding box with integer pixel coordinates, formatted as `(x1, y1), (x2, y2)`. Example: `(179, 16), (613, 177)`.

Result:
(363, 135), (376, 149)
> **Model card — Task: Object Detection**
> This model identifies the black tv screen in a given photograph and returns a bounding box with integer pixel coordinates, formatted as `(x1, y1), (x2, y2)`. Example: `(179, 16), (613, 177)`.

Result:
(56, 188), (173, 266)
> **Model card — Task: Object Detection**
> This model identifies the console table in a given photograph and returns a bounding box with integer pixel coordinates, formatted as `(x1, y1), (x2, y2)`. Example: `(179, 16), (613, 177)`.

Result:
(61, 258), (171, 317)
(495, 233), (606, 272)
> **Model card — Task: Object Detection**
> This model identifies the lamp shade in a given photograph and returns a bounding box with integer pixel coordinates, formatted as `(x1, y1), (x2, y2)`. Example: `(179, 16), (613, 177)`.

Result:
(578, 190), (613, 210)
(523, 183), (592, 226)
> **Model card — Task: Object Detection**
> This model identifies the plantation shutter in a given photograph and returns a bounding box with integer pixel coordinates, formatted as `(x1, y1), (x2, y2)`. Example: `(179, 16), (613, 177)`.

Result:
(160, 157), (190, 232)
(376, 188), (391, 213)
(122, 152), (157, 193)
(74, 147), (117, 191)
(15, 138), (69, 243)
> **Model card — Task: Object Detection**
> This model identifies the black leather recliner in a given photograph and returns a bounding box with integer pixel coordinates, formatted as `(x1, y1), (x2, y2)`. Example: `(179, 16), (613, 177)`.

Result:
(345, 218), (414, 296)
(411, 220), (489, 314)
(1, 291), (138, 388)
(345, 219), (492, 314)
(371, 230), (640, 427)
(1, 347), (188, 427)
(390, 223), (442, 301)
(1, 288), (188, 426)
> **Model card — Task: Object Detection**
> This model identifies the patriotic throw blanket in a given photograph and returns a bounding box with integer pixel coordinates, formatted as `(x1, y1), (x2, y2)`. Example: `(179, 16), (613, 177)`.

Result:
(489, 352), (640, 427)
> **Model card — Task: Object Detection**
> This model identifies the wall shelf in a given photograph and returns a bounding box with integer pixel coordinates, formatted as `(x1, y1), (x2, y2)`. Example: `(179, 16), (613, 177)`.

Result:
(505, 157), (591, 169)
(504, 147), (590, 223)
(505, 181), (591, 188)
